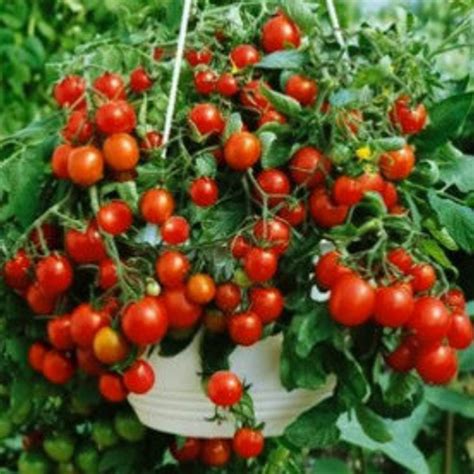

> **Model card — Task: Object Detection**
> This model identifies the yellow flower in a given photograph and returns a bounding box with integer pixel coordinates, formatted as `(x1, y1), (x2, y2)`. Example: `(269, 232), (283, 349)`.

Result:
(356, 146), (372, 160)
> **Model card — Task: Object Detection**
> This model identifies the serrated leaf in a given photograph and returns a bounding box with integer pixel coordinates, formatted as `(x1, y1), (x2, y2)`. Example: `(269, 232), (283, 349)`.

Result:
(355, 404), (392, 443)
(223, 113), (243, 142)
(279, 0), (318, 34)
(260, 84), (302, 118)
(257, 50), (307, 70)
(424, 386), (474, 418)
(428, 190), (474, 254)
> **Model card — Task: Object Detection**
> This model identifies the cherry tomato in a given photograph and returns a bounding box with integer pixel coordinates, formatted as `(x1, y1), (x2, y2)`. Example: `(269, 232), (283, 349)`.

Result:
(76, 347), (103, 376)
(30, 223), (61, 252)
(233, 427), (264, 458)
(36, 254), (73, 296)
(381, 181), (398, 208)
(216, 73), (239, 97)
(203, 310), (228, 334)
(228, 311), (263, 346)
(47, 315), (74, 350)
(51, 144), (72, 179)
(99, 373), (128, 402)
(415, 344), (457, 385)
(309, 189), (349, 228)
(186, 273), (216, 304)
(314, 251), (352, 289)
(244, 247), (278, 282)
(258, 109), (287, 127)
(285, 75), (317, 106)
(385, 335), (419, 372)
(200, 439), (232, 467)
(190, 177), (219, 207)
(155, 250), (190, 288)
(93, 72), (126, 101)
(380, 145), (415, 181)
(262, 13), (301, 53)
(329, 275), (375, 326)
(249, 287), (284, 324)
(161, 216), (190, 245)
(65, 221), (107, 264)
(54, 75), (86, 109)
(42, 351), (75, 385)
(387, 248), (413, 274)
(140, 188), (175, 225)
(215, 282), (241, 313)
(255, 169), (291, 207)
(122, 296), (168, 345)
(93, 327), (129, 364)
(374, 284), (414, 328)
(189, 103), (225, 135)
(338, 109), (363, 134)
(62, 110), (94, 144)
(290, 147), (331, 188)
(194, 70), (217, 95)
(18, 451), (52, 474)
(43, 432), (76, 463)
(447, 312), (473, 349)
(141, 131), (163, 150)
(171, 438), (202, 463)
(103, 133), (140, 171)
(123, 360), (155, 394)
(253, 218), (291, 255)
(357, 172), (385, 194)
(240, 80), (271, 111)
(408, 296), (450, 343)
(278, 201), (306, 226)
(224, 132), (261, 171)
(442, 289), (466, 312)
(26, 283), (57, 314)
(3, 249), (32, 290)
(95, 100), (136, 135)
(70, 304), (111, 348)
(390, 96), (427, 135)
(163, 287), (203, 330)
(332, 176), (363, 206)
(130, 67), (153, 93)
(409, 263), (436, 292)
(97, 200), (133, 235)
(186, 48), (213, 67)
(231, 235), (251, 259)
(28, 342), (48, 372)
(98, 258), (118, 290)
(230, 44), (260, 69)
(67, 145), (104, 186)
(207, 371), (243, 406)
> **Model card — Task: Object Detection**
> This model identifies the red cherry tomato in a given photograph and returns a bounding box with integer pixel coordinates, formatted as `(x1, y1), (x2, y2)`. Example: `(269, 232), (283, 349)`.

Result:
(97, 200), (133, 235)
(155, 250), (190, 288)
(161, 216), (190, 245)
(186, 274), (216, 305)
(47, 315), (74, 350)
(194, 70), (217, 95)
(390, 96), (427, 135)
(36, 254), (73, 296)
(140, 188), (175, 225)
(387, 248), (413, 274)
(224, 132), (261, 171)
(207, 371), (243, 406)
(231, 235), (252, 259)
(381, 181), (399, 208)
(408, 296), (450, 343)
(233, 427), (264, 458)
(329, 275), (375, 326)
(230, 44), (260, 69)
(442, 289), (466, 312)
(103, 133), (140, 171)
(385, 335), (419, 372)
(3, 249), (32, 290)
(51, 144), (72, 179)
(314, 251), (353, 289)
(244, 247), (278, 282)
(98, 258), (118, 290)
(262, 14), (301, 53)
(189, 103), (225, 135)
(28, 342), (48, 372)
(200, 439), (232, 467)
(54, 75), (86, 109)
(62, 110), (94, 144)
(374, 284), (414, 328)
(332, 176), (363, 206)
(416, 344), (457, 385)
(448, 312), (474, 349)
(67, 145), (104, 187)
(285, 75), (317, 106)
(30, 223), (61, 252)
(123, 360), (155, 394)
(171, 438), (202, 463)
(253, 218), (291, 255)
(162, 287), (202, 330)
(357, 172), (385, 194)
(380, 145), (415, 181)
(309, 189), (349, 228)
(76, 347), (103, 376)
(70, 304), (111, 348)
(65, 221), (107, 264)
(93, 72), (126, 100)
(249, 287), (284, 324)
(95, 100), (136, 135)
(215, 283), (241, 313)
(216, 73), (239, 97)
(190, 177), (219, 207)
(186, 48), (213, 67)
(26, 283), (57, 314)
(122, 296), (168, 345)
(240, 80), (271, 111)
(130, 67), (153, 93)
(278, 201), (306, 226)
(99, 373), (128, 402)
(141, 131), (163, 150)
(258, 109), (287, 127)
(42, 350), (75, 385)
(290, 147), (331, 188)
(255, 169), (291, 207)
(409, 263), (436, 292)
(228, 311), (263, 346)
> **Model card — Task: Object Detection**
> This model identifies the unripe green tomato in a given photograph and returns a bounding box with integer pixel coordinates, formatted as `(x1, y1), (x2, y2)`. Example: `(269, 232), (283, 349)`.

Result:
(69, 396), (93, 416)
(11, 399), (32, 425)
(232, 268), (252, 288)
(146, 279), (161, 297)
(18, 451), (52, 474)
(329, 143), (352, 165)
(55, 463), (77, 474)
(91, 420), (119, 449)
(0, 412), (12, 438)
(411, 160), (440, 185)
(75, 443), (99, 474)
(114, 410), (146, 442)
(43, 432), (76, 463)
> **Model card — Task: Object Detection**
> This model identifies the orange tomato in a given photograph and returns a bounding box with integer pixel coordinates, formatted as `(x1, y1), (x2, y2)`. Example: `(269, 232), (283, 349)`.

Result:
(68, 145), (104, 186)
(186, 273), (216, 304)
(93, 327), (130, 365)
(103, 133), (140, 171)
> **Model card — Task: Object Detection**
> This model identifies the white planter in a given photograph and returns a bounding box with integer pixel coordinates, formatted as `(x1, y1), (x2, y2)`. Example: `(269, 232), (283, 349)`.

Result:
(129, 332), (336, 438)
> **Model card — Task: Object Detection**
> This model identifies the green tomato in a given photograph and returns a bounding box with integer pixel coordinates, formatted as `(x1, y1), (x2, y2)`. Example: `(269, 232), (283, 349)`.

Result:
(10, 399), (32, 425)
(114, 411), (146, 443)
(91, 420), (119, 449)
(55, 463), (77, 474)
(232, 268), (252, 288)
(329, 143), (352, 165)
(69, 396), (93, 416)
(43, 432), (76, 463)
(18, 451), (52, 474)
(0, 412), (12, 438)
(75, 443), (99, 474)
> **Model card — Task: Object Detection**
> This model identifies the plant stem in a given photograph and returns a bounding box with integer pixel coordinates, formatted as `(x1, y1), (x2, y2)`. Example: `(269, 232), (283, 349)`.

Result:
(444, 412), (454, 474)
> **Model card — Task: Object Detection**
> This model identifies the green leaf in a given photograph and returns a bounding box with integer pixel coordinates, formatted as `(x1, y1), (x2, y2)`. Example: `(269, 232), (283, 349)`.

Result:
(439, 153), (474, 193)
(257, 50), (307, 70)
(371, 136), (405, 152)
(329, 87), (372, 107)
(195, 153), (217, 178)
(284, 399), (342, 449)
(418, 239), (454, 269)
(415, 92), (474, 151)
(354, 56), (392, 87)
(428, 190), (474, 254)
(259, 131), (292, 169)
(99, 445), (138, 473)
(223, 113), (243, 142)
(424, 386), (474, 418)
(355, 404), (392, 443)
(311, 458), (350, 474)
(459, 344), (474, 372)
(279, 0), (318, 34)
(260, 84), (302, 118)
